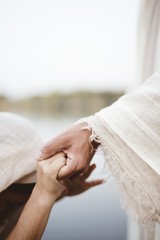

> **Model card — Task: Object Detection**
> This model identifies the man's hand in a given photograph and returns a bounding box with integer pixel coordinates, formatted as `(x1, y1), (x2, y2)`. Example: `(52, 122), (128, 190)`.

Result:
(62, 164), (105, 197)
(38, 123), (99, 180)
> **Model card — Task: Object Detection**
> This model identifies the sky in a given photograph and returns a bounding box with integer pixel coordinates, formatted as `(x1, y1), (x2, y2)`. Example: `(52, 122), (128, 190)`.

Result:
(0, 0), (140, 99)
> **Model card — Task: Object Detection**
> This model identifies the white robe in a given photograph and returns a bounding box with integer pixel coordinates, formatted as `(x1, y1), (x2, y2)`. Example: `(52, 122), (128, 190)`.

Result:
(78, 73), (160, 224)
(78, 0), (160, 239)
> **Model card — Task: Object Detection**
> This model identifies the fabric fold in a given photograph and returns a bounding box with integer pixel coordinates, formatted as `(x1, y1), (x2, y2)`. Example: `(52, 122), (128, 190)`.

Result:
(0, 112), (43, 192)
(77, 73), (160, 223)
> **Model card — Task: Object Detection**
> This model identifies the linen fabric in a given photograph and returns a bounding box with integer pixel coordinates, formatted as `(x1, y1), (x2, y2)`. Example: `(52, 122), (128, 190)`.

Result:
(0, 112), (43, 192)
(77, 73), (160, 223)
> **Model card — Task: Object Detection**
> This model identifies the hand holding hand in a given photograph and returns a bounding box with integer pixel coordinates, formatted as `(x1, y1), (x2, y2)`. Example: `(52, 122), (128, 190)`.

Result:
(61, 164), (105, 197)
(36, 152), (66, 202)
(38, 123), (100, 180)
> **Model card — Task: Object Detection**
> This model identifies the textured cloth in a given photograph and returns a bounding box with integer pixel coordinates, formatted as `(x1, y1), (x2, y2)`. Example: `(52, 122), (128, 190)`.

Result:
(78, 73), (160, 223)
(128, 0), (160, 238)
(137, 0), (160, 84)
(0, 112), (43, 192)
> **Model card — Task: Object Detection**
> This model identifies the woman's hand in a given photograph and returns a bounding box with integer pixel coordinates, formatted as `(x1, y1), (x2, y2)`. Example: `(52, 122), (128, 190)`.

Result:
(7, 153), (67, 240)
(36, 152), (66, 202)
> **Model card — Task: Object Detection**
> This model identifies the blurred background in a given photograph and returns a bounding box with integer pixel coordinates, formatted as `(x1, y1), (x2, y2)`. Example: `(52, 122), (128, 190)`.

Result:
(0, 0), (140, 239)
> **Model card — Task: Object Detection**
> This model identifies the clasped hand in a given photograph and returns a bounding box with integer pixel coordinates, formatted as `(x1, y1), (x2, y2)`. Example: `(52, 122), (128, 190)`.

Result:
(38, 122), (100, 180)
(37, 152), (104, 201)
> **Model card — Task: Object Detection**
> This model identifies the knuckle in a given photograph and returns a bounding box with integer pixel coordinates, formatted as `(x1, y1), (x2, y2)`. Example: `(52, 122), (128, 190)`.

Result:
(38, 162), (49, 174)
(57, 152), (66, 159)
(37, 160), (44, 168)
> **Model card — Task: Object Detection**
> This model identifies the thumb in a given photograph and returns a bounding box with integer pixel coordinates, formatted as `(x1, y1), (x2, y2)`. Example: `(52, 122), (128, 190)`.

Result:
(58, 157), (77, 180)
(38, 135), (67, 160)
(49, 157), (66, 178)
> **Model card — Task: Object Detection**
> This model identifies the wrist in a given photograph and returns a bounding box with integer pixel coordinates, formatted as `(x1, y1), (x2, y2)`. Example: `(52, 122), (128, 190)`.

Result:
(33, 185), (57, 207)
(77, 122), (100, 150)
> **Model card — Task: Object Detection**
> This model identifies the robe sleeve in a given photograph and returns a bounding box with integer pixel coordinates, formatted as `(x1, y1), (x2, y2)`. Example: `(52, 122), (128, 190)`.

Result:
(77, 73), (160, 223)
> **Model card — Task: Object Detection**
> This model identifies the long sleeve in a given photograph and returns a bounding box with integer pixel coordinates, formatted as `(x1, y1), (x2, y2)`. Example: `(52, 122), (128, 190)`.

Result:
(79, 73), (160, 223)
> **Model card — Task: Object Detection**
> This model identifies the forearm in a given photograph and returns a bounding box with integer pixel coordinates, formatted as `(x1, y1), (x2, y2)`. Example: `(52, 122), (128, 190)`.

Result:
(74, 121), (100, 152)
(7, 185), (56, 240)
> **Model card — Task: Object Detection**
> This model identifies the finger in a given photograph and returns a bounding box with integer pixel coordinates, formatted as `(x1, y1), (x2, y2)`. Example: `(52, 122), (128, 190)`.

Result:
(47, 152), (66, 163)
(38, 135), (68, 160)
(38, 152), (66, 165)
(82, 164), (96, 179)
(69, 170), (84, 180)
(49, 157), (66, 178)
(58, 158), (77, 180)
(86, 179), (106, 188)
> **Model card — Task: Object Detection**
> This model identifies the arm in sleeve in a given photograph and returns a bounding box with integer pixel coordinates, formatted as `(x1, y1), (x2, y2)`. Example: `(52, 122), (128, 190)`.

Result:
(80, 73), (160, 223)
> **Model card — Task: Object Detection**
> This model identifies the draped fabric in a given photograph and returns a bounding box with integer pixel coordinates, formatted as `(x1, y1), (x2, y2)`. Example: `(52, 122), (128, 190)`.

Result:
(77, 0), (160, 228)
(137, 0), (160, 84)
(78, 73), (160, 224)
(77, 1), (160, 239)
(129, 0), (160, 238)
(0, 112), (43, 192)
(0, 112), (43, 238)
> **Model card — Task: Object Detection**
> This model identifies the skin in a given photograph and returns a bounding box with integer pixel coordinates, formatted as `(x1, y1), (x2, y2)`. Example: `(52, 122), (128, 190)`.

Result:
(61, 163), (104, 197)
(38, 122), (100, 179)
(6, 153), (66, 240)
(0, 153), (103, 240)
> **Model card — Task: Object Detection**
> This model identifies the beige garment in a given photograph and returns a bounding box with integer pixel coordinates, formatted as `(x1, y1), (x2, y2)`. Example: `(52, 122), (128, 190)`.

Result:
(0, 112), (43, 192)
(77, 73), (160, 224)
(77, 0), (160, 238)
(128, 0), (160, 239)
(0, 112), (43, 238)
(137, 0), (160, 84)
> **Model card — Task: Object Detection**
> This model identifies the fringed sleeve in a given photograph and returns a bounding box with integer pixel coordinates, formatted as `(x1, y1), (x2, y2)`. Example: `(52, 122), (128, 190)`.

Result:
(77, 73), (160, 223)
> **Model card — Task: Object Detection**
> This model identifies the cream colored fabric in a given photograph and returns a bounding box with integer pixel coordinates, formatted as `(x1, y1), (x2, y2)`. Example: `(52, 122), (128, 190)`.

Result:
(78, 0), (160, 226)
(128, 0), (160, 238)
(0, 112), (43, 192)
(137, 0), (160, 84)
(77, 73), (160, 223)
